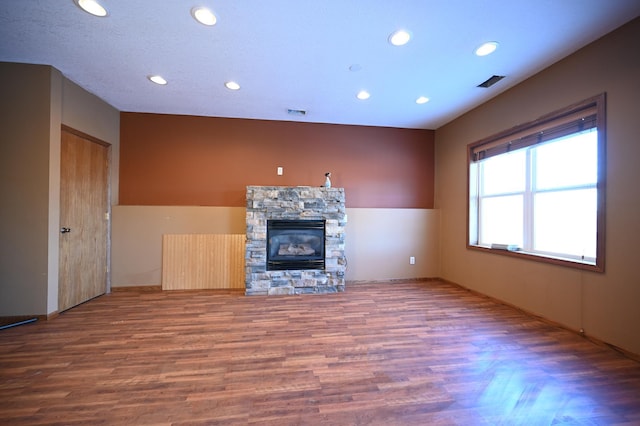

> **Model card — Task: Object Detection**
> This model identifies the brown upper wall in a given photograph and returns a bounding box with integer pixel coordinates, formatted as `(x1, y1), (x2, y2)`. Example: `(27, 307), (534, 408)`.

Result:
(120, 113), (434, 208)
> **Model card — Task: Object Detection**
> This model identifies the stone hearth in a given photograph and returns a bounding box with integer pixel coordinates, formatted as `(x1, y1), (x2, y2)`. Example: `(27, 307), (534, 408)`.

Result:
(245, 186), (347, 295)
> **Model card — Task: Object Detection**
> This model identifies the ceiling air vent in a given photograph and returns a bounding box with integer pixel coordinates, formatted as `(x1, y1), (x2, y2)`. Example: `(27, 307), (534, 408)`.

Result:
(477, 75), (505, 88)
(287, 108), (307, 116)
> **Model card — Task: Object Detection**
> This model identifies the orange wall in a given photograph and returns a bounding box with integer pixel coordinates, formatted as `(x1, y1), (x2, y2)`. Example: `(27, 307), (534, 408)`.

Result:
(120, 113), (434, 208)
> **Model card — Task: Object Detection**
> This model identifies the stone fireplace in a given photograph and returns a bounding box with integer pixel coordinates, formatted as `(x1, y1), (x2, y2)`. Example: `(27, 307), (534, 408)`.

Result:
(245, 186), (346, 295)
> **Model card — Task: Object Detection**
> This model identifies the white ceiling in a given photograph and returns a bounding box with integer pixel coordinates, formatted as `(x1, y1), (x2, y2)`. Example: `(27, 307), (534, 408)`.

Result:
(1, 1), (639, 130)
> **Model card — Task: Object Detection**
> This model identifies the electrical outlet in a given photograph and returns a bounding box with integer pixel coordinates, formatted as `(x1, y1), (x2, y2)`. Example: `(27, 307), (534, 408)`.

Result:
(410, 256), (415, 265)
(277, 167), (283, 175)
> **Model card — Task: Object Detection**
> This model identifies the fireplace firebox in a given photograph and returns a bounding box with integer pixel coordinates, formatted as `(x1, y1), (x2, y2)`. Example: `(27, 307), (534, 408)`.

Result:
(267, 219), (325, 271)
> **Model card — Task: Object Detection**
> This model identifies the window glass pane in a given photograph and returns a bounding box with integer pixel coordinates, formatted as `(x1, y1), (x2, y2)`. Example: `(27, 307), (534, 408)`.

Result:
(534, 189), (597, 258)
(480, 150), (526, 195)
(480, 195), (523, 247)
(535, 129), (597, 190)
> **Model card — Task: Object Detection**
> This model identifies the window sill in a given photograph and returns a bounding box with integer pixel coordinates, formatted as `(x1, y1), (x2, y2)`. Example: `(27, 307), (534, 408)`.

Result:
(468, 244), (603, 272)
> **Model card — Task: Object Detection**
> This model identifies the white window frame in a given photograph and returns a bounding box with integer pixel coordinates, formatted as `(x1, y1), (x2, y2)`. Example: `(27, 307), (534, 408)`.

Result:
(467, 94), (606, 272)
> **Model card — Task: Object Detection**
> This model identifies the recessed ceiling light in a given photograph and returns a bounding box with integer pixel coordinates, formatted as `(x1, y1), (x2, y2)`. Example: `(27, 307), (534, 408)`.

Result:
(148, 75), (167, 85)
(475, 41), (499, 56)
(416, 96), (430, 104)
(389, 30), (411, 46)
(356, 90), (371, 100)
(191, 6), (217, 26)
(225, 81), (240, 90)
(75, 0), (108, 17)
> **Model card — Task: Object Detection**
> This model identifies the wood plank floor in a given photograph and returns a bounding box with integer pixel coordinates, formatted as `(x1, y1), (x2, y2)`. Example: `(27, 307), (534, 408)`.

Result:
(2, 280), (640, 425)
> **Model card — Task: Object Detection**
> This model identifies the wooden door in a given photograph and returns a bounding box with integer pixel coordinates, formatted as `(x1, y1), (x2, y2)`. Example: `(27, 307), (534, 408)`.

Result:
(59, 127), (109, 312)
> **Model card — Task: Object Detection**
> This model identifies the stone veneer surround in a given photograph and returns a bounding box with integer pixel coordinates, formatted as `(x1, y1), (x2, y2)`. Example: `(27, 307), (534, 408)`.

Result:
(245, 186), (347, 295)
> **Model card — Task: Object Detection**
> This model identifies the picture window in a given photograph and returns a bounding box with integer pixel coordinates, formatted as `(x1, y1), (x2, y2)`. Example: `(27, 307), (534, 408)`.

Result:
(467, 93), (606, 271)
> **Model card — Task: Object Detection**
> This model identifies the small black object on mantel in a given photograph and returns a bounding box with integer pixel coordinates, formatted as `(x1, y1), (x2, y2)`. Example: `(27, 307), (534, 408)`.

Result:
(323, 172), (331, 188)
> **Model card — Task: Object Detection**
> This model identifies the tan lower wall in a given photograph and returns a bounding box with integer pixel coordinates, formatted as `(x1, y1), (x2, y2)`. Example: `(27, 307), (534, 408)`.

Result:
(111, 206), (440, 287)
(344, 208), (440, 282)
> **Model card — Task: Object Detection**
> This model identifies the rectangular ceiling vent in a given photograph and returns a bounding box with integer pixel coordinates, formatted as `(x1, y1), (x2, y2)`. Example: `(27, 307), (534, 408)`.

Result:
(477, 75), (505, 88)
(287, 108), (307, 116)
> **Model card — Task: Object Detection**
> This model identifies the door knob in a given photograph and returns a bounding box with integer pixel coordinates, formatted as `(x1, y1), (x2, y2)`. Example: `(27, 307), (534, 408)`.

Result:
(60, 227), (71, 234)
